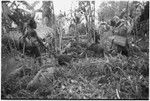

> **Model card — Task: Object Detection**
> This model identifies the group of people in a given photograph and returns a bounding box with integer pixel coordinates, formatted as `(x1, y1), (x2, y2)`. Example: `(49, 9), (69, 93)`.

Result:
(20, 1), (148, 64)
(97, 1), (148, 38)
(98, 14), (133, 38)
(97, 1), (148, 56)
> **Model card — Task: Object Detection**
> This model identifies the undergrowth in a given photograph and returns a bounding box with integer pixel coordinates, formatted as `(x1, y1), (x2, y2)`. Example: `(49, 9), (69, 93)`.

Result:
(1, 49), (149, 99)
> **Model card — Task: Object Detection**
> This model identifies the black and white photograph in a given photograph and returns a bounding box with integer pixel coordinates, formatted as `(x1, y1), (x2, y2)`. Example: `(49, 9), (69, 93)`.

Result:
(1, 0), (149, 100)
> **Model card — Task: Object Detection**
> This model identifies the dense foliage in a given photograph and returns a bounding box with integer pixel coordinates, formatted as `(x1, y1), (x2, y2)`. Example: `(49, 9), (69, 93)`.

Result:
(1, 0), (149, 100)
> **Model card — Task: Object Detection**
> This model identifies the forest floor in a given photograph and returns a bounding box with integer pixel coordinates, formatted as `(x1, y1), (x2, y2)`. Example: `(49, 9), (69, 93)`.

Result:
(1, 23), (149, 99)
(1, 48), (149, 99)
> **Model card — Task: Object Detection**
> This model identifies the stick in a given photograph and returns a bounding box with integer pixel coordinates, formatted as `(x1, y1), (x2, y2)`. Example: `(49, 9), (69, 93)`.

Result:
(116, 89), (120, 99)
(110, 38), (115, 50)
(23, 42), (25, 56)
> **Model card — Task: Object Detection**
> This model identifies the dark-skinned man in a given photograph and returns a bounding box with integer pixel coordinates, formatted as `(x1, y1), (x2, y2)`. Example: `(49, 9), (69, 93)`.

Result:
(21, 18), (47, 66)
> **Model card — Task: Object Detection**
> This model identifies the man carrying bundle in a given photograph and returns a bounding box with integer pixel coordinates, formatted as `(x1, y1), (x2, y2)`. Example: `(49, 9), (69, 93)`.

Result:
(20, 18), (46, 65)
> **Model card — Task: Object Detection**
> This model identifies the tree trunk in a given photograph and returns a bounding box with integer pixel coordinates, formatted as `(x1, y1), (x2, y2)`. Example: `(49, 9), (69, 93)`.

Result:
(79, 1), (95, 43)
(42, 1), (55, 27)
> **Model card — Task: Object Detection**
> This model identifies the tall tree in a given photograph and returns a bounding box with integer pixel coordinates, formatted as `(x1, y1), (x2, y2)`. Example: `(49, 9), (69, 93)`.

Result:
(77, 1), (95, 43)
(42, 1), (55, 27)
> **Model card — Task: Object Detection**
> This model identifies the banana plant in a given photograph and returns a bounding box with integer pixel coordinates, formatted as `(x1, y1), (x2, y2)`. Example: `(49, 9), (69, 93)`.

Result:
(2, 1), (40, 33)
